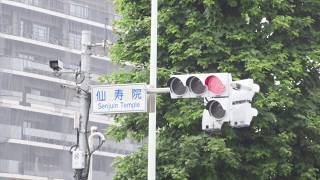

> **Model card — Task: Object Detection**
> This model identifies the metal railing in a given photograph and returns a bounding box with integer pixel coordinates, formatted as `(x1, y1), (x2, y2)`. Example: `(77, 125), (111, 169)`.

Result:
(0, 159), (20, 174)
(0, 55), (77, 82)
(8, 0), (119, 25)
(0, 23), (111, 54)
(0, 55), (108, 83)
(0, 23), (71, 47)
(0, 122), (141, 155)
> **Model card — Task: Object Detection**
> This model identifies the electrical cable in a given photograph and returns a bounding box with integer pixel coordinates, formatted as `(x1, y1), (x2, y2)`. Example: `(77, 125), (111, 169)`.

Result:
(69, 128), (80, 153)
(82, 93), (92, 180)
(74, 169), (82, 180)
(84, 127), (106, 179)
(85, 139), (106, 178)
(85, 137), (105, 179)
(78, 87), (89, 94)
(90, 137), (104, 153)
(75, 72), (85, 84)
(69, 145), (77, 153)
(76, 128), (80, 146)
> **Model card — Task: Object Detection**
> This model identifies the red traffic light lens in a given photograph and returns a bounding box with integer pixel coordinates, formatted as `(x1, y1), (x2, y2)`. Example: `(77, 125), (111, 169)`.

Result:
(205, 75), (225, 95)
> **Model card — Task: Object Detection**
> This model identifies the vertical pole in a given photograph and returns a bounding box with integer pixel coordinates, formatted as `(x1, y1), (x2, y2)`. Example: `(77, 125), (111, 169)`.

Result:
(148, 0), (157, 180)
(88, 145), (94, 180)
(79, 30), (91, 180)
(88, 129), (94, 180)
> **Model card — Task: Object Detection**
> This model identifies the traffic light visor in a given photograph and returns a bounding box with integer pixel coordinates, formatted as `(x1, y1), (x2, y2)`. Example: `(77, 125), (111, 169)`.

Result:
(205, 75), (225, 95)
(187, 76), (206, 95)
(168, 77), (187, 96)
(206, 100), (226, 119)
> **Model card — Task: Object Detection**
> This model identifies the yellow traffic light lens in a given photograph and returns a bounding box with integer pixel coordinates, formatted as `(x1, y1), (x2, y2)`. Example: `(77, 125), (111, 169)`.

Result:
(187, 76), (206, 95)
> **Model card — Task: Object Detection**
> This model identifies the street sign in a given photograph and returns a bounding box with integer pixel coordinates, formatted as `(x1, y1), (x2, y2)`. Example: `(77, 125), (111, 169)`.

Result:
(91, 84), (147, 114)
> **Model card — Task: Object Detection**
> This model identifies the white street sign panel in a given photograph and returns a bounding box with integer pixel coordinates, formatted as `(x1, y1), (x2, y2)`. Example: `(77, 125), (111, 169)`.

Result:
(91, 84), (147, 114)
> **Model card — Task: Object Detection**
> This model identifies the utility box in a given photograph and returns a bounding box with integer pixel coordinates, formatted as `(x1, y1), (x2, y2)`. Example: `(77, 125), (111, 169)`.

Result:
(72, 150), (85, 169)
(73, 112), (80, 129)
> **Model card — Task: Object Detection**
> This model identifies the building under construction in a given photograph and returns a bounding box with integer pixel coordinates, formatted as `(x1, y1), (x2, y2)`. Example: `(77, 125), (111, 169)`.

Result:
(0, 0), (140, 179)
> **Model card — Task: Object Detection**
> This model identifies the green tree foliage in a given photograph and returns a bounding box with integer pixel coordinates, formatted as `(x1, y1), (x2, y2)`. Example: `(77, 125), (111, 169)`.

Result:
(101, 0), (320, 179)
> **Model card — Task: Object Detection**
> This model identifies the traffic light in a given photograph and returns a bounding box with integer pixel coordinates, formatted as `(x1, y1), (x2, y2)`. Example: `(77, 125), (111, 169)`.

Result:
(167, 73), (259, 131)
(229, 79), (259, 128)
(168, 73), (232, 99)
(202, 97), (230, 131)
(230, 103), (258, 128)
(201, 78), (260, 131)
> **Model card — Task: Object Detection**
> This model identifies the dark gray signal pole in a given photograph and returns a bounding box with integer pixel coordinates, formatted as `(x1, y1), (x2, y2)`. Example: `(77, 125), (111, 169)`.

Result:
(77, 30), (91, 180)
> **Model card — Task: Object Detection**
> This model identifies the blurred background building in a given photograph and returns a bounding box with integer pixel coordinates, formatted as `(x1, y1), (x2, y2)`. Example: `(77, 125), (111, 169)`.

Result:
(0, 0), (140, 179)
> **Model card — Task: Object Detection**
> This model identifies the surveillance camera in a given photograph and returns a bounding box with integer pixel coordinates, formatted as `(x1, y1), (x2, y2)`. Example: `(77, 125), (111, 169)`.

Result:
(90, 126), (98, 133)
(49, 60), (63, 71)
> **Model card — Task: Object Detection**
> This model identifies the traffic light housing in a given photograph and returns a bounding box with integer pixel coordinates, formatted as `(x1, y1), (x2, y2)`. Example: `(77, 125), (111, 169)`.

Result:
(201, 78), (260, 131)
(202, 97), (230, 131)
(230, 103), (258, 128)
(230, 79), (260, 102)
(229, 79), (259, 128)
(168, 73), (232, 99)
(168, 73), (259, 131)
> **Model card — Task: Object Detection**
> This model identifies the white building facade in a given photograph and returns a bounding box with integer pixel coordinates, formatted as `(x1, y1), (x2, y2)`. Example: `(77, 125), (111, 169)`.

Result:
(0, 0), (140, 179)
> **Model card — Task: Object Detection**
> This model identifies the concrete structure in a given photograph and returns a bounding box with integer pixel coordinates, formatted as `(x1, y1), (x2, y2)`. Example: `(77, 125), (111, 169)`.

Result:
(0, 0), (140, 179)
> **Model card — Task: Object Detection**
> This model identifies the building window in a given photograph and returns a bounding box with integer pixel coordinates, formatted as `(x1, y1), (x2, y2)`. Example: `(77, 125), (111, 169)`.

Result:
(20, 21), (24, 37)
(18, 53), (35, 61)
(30, 88), (41, 96)
(23, 121), (32, 129)
(1, 15), (12, 34)
(69, 32), (81, 50)
(24, 0), (40, 6)
(70, 3), (89, 19)
(32, 24), (49, 42)
(50, 0), (64, 12)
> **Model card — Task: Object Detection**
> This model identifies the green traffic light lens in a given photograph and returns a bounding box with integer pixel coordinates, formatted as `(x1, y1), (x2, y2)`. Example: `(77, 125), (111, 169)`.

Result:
(170, 78), (187, 96)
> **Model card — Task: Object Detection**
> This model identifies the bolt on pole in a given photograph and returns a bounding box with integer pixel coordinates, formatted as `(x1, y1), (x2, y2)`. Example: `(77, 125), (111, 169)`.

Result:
(78, 30), (91, 180)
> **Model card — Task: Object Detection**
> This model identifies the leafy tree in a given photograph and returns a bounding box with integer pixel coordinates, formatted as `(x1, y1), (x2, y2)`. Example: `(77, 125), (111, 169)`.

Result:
(101, 0), (320, 179)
